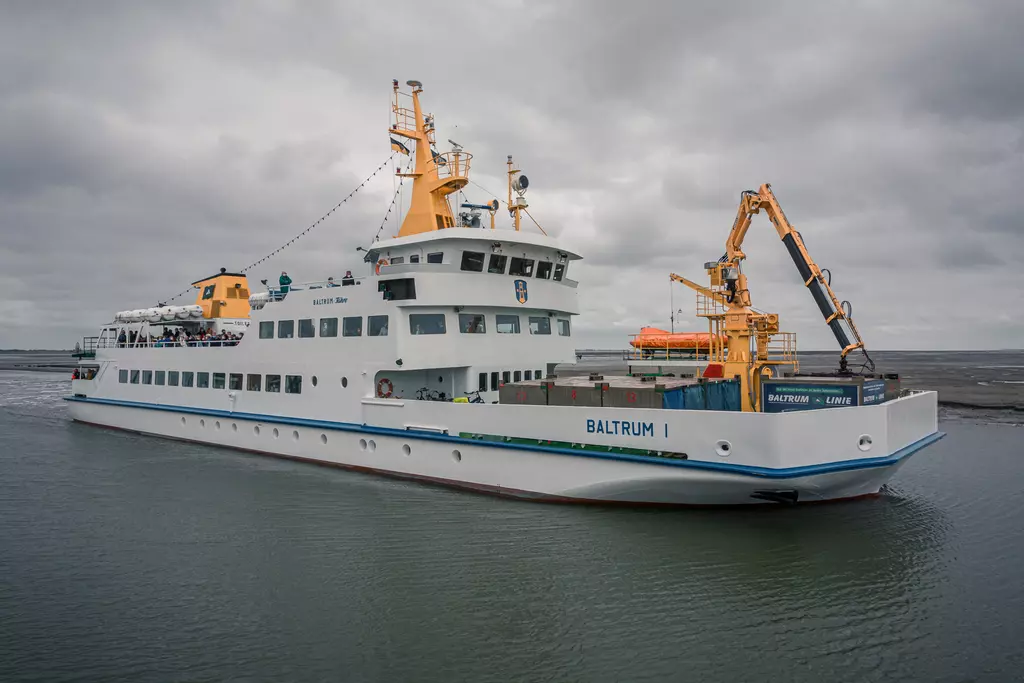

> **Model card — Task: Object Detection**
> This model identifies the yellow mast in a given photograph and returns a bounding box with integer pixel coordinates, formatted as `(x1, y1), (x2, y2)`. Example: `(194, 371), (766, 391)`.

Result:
(390, 80), (471, 237)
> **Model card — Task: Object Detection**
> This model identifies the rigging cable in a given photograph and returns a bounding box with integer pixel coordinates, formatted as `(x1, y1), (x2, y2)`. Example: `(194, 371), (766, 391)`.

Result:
(372, 154), (414, 243)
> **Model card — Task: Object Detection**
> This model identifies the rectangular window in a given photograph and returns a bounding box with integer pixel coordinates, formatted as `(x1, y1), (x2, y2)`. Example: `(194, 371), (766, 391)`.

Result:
(285, 375), (302, 394)
(379, 278), (416, 301)
(509, 257), (534, 277)
(478, 372), (487, 391)
(409, 313), (446, 335)
(459, 313), (486, 334)
(460, 251), (485, 272)
(247, 374), (261, 391)
(142, 370), (152, 385)
(182, 371), (195, 388)
(496, 314), (521, 334)
(259, 321), (274, 339)
(536, 261), (553, 279)
(536, 369), (543, 379)
(319, 317), (338, 337)
(197, 372), (209, 388)
(514, 370), (522, 382)
(525, 370), (532, 381)
(368, 315), (389, 337)
(487, 254), (507, 274)
(130, 370), (140, 384)
(343, 316), (363, 337)
(502, 371), (511, 385)
(212, 372), (225, 389)
(266, 374), (281, 393)
(553, 263), (566, 281)
(168, 371), (179, 387)
(558, 319), (571, 336)
(390, 256), (405, 265)
(278, 320), (295, 339)
(490, 371), (499, 391)
(426, 252), (443, 264)
(529, 316), (551, 335)
(119, 369), (128, 383)
(298, 319), (315, 338)
(410, 254), (420, 264)
(155, 370), (166, 386)
(229, 373), (242, 390)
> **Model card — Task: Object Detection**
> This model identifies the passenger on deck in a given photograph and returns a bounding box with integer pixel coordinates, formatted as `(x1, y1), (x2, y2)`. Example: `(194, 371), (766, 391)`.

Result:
(279, 271), (292, 297)
(117, 330), (127, 348)
(327, 277), (339, 288)
(342, 270), (355, 286)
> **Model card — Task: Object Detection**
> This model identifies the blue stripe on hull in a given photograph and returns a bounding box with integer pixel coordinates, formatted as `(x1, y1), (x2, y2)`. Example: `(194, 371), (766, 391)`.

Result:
(64, 395), (945, 480)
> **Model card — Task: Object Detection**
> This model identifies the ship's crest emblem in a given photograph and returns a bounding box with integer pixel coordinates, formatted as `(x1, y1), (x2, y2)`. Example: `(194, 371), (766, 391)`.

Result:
(514, 279), (528, 304)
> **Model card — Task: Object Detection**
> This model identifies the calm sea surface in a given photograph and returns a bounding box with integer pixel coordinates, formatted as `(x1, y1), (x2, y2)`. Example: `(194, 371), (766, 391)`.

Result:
(1, 358), (1023, 682)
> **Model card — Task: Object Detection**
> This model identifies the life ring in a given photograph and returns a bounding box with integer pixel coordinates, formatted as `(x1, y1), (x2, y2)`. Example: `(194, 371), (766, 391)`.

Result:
(376, 378), (394, 398)
(375, 258), (389, 275)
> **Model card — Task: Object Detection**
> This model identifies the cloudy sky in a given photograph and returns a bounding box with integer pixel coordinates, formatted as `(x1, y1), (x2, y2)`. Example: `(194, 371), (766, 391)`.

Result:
(1, 0), (1021, 351)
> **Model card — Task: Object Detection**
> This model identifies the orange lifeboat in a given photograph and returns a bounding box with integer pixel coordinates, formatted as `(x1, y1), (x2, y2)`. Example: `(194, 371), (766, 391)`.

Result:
(629, 327), (724, 350)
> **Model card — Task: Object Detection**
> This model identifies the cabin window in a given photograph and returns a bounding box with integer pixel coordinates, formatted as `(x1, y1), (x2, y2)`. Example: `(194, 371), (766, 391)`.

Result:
(368, 315), (389, 336)
(558, 319), (571, 336)
(202, 284), (216, 300)
(278, 320), (295, 339)
(247, 374), (261, 391)
(496, 314), (521, 334)
(502, 371), (511, 385)
(529, 316), (551, 335)
(478, 372), (487, 391)
(212, 373), (225, 389)
(130, 370), (140, 384)
(182, 371), (195, 388)
(298, 319), (315, 338)
(379, 278), (416, 301)
(266, 374), (281, 393)
(553, 263), (566, 281)
(426, 252), (443, 264)
(285, 375), (302, 394)
(142, 370), (153, 385)
(490, 372), (499, 391)
(514, 370), (522, 382)
(119, 369), (128, 383)
(259, 321), (274, 339)
(343, 316), (363, 337)
(535, 369), (543, 379)
(410, 254), (420, 264)
(155, 370), (166, 386)
(524, 370), (532, 381)
(459, 313), (486, 334)
(319, 317), (338, 337)
(410, 313), (446, 335)
(229, 373), (242, 390)
(488, 254), (507, 274)
(390, 256), (405, 265)
(168, 371), (179, 387)
(461, 251), (485, 272)
(509, 257), (534, 277)
(197, 372), (209, 388)
(536, 262), (553, 279)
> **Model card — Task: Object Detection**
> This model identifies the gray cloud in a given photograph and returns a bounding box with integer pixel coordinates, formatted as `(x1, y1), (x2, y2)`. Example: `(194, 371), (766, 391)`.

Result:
(0, 0), (1021, 351)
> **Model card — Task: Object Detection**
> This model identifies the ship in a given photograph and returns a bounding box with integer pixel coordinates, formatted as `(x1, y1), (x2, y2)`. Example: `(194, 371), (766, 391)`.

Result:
(66, 80), (944, 506)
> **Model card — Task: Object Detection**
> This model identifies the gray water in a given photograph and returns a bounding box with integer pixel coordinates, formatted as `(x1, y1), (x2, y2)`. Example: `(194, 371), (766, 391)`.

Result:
(1, 362), (1023, 682)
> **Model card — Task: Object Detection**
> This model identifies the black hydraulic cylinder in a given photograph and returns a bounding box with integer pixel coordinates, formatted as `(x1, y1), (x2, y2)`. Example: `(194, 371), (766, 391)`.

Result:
(782, 234), (852, 350)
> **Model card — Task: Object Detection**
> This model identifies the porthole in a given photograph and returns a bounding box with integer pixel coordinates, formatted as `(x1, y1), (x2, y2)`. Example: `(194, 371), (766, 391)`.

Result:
(858, 434), (873, 452)
(320, 434), (328, 445)
(312, 376), (318, 387)
(452, 449), (462, 463)
(368, 439), (377, 452)
(715, 440), (732, 458)
(359, 438), (367, 451)
(402, 444), (411, 456)
(292, 430), (300, 441)
(180, 416), (187, 427)
(273, 427), (280, 439)
(438, 376), (443, 383)
(341, 377), (348, 388)
(254, 425), (261, 435)
(200, 419), (206, 428)
(232, 423), (238, 432)
(215, 421), (221, 430)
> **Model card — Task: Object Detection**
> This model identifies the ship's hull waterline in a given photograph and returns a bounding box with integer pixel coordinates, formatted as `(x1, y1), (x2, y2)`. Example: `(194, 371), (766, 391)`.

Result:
(67, 398), (942, 506)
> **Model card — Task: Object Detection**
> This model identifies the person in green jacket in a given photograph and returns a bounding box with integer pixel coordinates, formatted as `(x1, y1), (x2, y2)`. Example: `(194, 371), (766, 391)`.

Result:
(279, 271), (292, 297)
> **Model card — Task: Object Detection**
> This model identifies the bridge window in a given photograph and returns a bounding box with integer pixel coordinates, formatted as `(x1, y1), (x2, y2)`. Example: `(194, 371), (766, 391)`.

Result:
(553, 264), (566, 281)
(155, 370), (166, 386)
(368, 315), (389, 336)
(496, 314), (520, 334)
(319, 317), (338, 337)
(379, 278), (416, 301)
(558, 319), (571, 336)
(459, 313), (486, 334)
(278, 320), (295, 339)
(524, 370), (532, 381)
(266, 374), (281, 393)
(410, 254), (420, 264)
(247, 374), (261, 391)
(390, 256), (405, 265)
(488, 254), (507, 274)
(197, 372), (209, 388)
(229, 373), (242, 390)
(536, 262), (553, 279)
(461, 251), (485, 272)
(119, 369), (128, 383)
(343, 316), (363, 337)
(529, 317), (551, 335)
(426, 252), (443, 264)
(130, 370), (140, 384)
(490, 371), (499, 391)
(212, 373), (224, 389)
(285, 375), (302, 394)
(298, 319), (315, 338)
(509, 257), (534, 277)
(202, 284), (216, 300)
(259, 322), (274, 339)
(514, 370), (522, 382)
(478, 372), (487, 391)
(142, 370), (152, 385)
(168, 371), (179, 387)
(410, 313), (446, 335)
(182, 371), (195, 388)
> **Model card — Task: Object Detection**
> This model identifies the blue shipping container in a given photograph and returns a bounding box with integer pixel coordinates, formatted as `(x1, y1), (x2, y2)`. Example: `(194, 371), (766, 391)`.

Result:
(662, 380), (740, 411)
